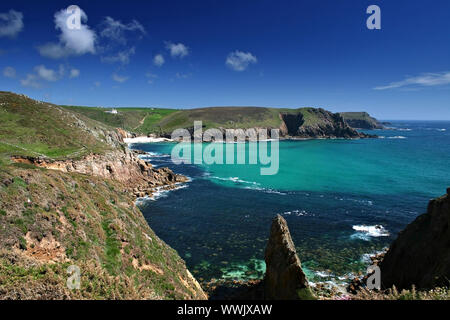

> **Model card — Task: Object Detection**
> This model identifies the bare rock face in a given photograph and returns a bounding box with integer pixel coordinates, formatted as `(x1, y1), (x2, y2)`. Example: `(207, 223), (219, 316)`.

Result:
(380, 189), (450, 290)
(264, 215), (314, 300)
(279, 109), (370, 139)
(11, 150), (187, 199)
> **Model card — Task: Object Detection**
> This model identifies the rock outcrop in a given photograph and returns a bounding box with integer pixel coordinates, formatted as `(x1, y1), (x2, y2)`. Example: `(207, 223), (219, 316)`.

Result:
(379, 189), (450, 290)
(264, 215), (314, 300)
(279, 109), (371, 139)
(12, 150), (187, 199)
(339, 112), (384, 129)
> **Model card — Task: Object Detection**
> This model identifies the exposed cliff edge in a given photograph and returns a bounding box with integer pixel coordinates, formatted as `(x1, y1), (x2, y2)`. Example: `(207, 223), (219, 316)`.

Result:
(339, 112), (384, 130)
(379, 189), (450, 290)
(11, 149), (187, 199)
(280, 109), (370, 139)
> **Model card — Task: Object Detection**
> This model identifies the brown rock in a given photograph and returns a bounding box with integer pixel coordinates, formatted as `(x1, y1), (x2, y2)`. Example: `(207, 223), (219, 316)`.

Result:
(380, 189), (450, 290)
(264, 215), (314, 300)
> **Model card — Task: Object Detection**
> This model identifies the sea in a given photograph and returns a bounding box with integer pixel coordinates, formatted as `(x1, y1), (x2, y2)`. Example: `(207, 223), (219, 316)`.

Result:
(130, 121), (450, 288)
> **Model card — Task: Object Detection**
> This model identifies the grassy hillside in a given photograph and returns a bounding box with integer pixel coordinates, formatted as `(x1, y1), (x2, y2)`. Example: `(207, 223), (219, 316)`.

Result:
(61, 105), (178, 135)
(0, 92), (116, 160)
(0, 92), (206, 299)
(62, 104), (355, 136)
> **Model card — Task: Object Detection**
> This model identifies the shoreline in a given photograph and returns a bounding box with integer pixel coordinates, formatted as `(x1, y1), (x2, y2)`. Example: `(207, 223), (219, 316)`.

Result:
(123, 135), (379, 145)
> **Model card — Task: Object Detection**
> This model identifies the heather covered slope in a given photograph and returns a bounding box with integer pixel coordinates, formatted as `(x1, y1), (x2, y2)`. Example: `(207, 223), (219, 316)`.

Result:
(0, 92), (206, 299)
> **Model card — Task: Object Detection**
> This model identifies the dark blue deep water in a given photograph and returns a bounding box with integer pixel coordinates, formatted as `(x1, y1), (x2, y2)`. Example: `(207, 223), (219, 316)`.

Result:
(132, 121), (450, 286)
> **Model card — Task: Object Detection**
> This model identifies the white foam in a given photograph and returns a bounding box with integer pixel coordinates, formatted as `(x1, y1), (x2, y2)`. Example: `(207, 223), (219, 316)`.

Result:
(361, 249), (387, 264)
(315, 270), (334, 278)
(279, 209), (311, 217)
(210, 176), (259, 186)
(125, 136), (173, 143)
(387, 136), (406, 139)
(352, 225), (390, 238)
(135, 183), (188, 203)
(245, 186), (287, 195)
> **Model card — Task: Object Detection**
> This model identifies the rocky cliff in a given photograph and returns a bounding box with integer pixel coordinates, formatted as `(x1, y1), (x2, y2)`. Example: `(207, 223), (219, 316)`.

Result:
(379, 189), (450, 290)
(264, 215), (314, 300)
(65, 103), (376, 140)
(280, 109), (369, 139)
(339, 112), (384, 129)
(11, 149), (187, 198)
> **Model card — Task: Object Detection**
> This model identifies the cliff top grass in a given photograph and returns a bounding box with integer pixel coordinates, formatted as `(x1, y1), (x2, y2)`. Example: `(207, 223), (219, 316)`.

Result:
(61, 105), (178, 135)
(338, 112), (373, 120)
(0, 92), (114, 162)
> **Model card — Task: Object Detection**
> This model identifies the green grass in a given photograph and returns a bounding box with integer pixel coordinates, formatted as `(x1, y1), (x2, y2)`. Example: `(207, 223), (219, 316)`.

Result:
(62, 103), (370, 137)
(61, 105), (178, 134)
(102, 219), (122, 275)
(0, 91), (112, 161)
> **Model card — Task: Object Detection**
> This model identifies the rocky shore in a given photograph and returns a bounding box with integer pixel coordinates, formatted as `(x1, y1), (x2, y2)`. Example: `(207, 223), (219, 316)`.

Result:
(11, 149), (187, 199)
(207, 189), (450, 300)
(208, 215), (315, 300)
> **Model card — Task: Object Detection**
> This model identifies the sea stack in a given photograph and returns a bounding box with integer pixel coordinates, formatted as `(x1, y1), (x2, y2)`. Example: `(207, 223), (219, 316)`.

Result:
(379, 189), (450, 290)
(264, 215), (314, 300)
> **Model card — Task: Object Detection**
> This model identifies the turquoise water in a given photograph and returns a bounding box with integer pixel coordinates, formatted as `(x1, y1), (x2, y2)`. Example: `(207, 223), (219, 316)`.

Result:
(133, 121), (450, 285)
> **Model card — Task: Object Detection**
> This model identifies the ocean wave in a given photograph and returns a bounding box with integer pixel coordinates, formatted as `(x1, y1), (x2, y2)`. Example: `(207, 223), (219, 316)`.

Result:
(209, 175), (287, 195)
(437, 128), (447, 132)
(279, 209), (311, 217)
(387, 136), (406, 139)
(337, 197), (373, 206)
(244, 186), (287, 195)
(315, 270), (334, 278)
(210, 176), (259, 185)
(351, 224), (390, 241)
(139, 153), (171, 159)
(361, 249), (387, 264)
(135, 183), (189, 203)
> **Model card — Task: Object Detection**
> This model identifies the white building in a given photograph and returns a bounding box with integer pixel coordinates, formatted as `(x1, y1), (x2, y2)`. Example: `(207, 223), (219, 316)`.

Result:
(105, 108), (118, 114)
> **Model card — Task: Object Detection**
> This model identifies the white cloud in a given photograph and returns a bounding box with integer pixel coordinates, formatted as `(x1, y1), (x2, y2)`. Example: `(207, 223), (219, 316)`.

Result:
(100, 17), (145, 45)
(34, 64), (64, 81)
(226, 51), (257, 71)
(153, 54), (165, 67)
(146, 72), (158, 84)
(112, 73), (128, 83)
(38, 7), (96, 59)
(69, 68), (80, 78)
(3, 66), (16, 78)
(102, 46), (135, 65)
(0, 9), (24, 38)
(175, 72), (191, 79)
(94, 81), (101, 87)
(98, 17), (145, 65)
(374, 71), (450, 90)
(165, 42), (189, 58)
(20, 64), (65, 88)
(21, 74), (41, 89)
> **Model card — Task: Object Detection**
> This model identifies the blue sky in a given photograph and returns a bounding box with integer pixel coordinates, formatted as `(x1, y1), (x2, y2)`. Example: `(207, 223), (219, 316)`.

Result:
(0, 0), (449, 119)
